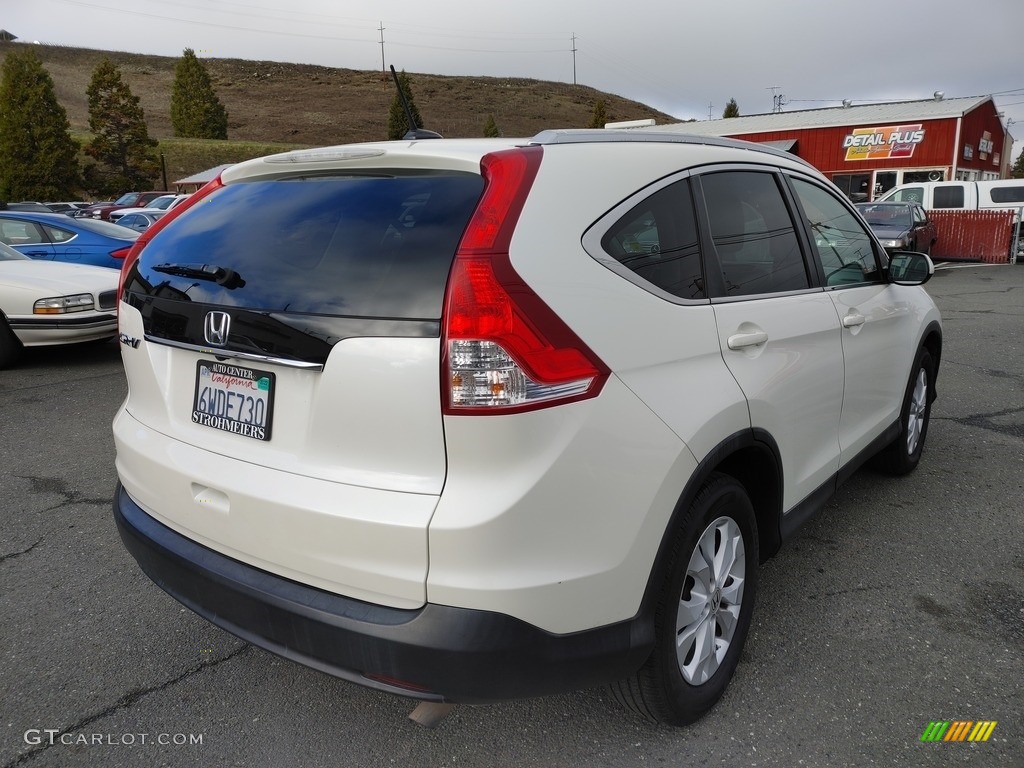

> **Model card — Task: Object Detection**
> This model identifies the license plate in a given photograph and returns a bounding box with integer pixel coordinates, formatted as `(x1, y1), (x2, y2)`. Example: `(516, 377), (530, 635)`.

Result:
(192, 361), (275, 441)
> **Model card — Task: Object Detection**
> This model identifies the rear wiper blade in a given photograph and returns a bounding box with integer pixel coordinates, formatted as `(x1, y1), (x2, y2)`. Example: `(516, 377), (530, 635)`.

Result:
(152, 263), (245, 289)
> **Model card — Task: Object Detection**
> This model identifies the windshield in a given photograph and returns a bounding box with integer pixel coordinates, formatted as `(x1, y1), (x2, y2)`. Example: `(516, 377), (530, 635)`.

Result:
(857, 204), (911, 228)
(114, 193), (140, 205)
(147, 196), (177, 210)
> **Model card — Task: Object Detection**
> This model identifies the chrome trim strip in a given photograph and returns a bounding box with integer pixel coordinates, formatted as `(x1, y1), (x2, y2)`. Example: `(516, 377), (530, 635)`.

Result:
(144, 335), (324, 371)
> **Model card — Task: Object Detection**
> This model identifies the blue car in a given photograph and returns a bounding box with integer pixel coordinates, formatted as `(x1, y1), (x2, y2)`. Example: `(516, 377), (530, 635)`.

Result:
(0, 211), (139, 270)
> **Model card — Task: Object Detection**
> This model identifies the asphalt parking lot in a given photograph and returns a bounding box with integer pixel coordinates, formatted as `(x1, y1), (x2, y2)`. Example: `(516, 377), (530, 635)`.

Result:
(1, 263), (1022, 768)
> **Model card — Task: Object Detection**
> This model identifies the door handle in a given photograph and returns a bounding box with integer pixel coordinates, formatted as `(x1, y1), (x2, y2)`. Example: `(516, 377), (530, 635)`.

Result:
(727, 330), (768, 350)
(842, 313), (866, 328)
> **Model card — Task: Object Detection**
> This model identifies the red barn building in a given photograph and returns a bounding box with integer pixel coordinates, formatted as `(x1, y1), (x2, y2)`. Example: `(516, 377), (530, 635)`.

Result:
(654, 95), (1014, 202)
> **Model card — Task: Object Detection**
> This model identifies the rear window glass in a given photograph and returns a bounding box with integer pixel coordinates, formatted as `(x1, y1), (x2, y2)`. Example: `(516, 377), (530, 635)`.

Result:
(70, 217), (140, 240)
(133, 173), (483, 319)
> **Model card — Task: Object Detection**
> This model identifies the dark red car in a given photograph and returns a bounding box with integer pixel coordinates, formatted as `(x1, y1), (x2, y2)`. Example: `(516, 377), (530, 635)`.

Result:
(76, 191), (174, 221)
(855, 201), (939, 256)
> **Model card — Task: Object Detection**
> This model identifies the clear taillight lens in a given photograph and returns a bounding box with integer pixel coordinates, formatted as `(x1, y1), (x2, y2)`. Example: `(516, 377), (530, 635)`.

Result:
(449, 339), (597, 408)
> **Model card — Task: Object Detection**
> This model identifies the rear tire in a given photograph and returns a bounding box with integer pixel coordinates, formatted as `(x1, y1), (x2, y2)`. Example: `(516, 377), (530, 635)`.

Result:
(872, 347), (934, 475)
(612, 473), (758, 725)
(0, 317), (22, 369)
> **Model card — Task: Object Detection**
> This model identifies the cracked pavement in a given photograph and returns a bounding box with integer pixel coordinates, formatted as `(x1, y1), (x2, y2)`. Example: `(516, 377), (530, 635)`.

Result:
(1, 265), (1022, 767)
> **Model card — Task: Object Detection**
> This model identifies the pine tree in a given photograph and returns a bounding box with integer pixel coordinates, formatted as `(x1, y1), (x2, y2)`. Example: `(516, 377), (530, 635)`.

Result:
(483, 114), (500, 138)
(1011, 150), (1024, 179)
(387, 70), (424, 140)
(722, 98), (740, 118)
(589, 100), (607, 129)
(0, 49), (80, 200)
(83, 59), (160, 196)
(170, 48), (228, 139)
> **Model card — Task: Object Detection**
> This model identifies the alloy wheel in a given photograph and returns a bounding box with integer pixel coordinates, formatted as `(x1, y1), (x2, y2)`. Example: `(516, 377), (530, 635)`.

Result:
(675, 516), (746, 685)
(906, 367), (928, 455)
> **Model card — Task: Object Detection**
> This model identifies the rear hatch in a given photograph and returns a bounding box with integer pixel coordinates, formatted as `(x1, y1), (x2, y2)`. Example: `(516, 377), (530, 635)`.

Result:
(116, 163), (484, 606)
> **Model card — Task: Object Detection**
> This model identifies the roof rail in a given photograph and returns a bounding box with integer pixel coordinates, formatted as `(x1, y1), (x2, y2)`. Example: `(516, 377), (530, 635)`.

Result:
(527, 129), (816, 170)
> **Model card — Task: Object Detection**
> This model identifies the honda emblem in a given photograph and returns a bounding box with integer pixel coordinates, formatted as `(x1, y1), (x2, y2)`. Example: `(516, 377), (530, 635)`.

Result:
(203, 311), (231, 347)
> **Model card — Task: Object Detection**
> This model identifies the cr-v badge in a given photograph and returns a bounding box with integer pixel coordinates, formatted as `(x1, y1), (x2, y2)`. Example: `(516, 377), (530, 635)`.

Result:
(204, 311), (231, 347)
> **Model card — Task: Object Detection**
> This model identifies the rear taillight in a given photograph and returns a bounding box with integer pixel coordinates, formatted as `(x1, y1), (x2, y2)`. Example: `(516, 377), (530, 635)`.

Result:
(110, 247), (131, 260)
(117, 176), (225, 307)
(441, 147), (609, 414)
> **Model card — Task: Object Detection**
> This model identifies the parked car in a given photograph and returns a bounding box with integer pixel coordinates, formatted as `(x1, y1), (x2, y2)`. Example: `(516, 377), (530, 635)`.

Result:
(114, 211), (164, 232)
(44, 201), (92, 215)
(0, 240), (118, 369)
(109, 193), (191, 223)
(76, 191), (174, 221)
(0, 211), (139, 270)
(855, 201), (938, 255)
(1, 202), (55, 213)
(113, 130), (942, 727)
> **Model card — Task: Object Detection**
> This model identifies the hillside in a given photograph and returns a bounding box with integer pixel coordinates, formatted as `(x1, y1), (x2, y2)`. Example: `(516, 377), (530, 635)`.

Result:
(1, 41), (680, 181)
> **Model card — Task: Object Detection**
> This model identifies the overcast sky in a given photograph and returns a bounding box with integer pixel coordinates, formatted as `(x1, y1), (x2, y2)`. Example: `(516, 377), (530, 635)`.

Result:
(5, 0), (1023, 158)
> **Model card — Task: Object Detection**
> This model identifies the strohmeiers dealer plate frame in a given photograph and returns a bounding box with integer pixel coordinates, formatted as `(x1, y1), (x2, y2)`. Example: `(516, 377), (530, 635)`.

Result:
(192, 360), (276, 441)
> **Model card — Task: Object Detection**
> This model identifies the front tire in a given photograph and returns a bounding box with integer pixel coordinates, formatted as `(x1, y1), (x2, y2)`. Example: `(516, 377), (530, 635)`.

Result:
(612, 473), (759, 725)
(873, 347), (935, 475)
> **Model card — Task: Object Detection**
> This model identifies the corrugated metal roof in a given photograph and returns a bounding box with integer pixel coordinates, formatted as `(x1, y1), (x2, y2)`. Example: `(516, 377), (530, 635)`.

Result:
(173, 164), (234, 186)
(651, 96), (992, 137)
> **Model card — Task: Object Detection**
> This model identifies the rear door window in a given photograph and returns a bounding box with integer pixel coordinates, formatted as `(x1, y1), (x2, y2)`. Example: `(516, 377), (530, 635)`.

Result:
(700, 171), (809, 297)
(132, 173), (483, 320)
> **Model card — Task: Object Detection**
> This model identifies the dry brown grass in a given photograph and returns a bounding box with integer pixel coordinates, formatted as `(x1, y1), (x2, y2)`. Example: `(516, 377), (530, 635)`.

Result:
(3, 41), (677, 148)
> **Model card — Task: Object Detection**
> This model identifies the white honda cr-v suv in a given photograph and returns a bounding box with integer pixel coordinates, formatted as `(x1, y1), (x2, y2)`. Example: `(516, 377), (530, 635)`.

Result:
(113, 130), (941, 725)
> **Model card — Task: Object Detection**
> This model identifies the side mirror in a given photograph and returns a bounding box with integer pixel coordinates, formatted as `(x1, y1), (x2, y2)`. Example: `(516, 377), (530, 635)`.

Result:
(888, 252), (934, 285)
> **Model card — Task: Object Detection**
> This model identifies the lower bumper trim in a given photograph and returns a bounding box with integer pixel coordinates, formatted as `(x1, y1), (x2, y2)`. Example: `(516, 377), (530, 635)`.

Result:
(114, 483), (654, 703)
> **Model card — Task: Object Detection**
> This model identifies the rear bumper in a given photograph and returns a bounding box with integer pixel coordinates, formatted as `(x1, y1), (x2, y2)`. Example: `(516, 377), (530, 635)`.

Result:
(114, 483), (654, 703)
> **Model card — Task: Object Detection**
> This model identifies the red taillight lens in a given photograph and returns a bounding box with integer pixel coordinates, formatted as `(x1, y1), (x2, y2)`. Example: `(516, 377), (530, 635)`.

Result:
(117, 176), (225, 307)
(110, 247), (131, 260)
(441, 147), (609, 415)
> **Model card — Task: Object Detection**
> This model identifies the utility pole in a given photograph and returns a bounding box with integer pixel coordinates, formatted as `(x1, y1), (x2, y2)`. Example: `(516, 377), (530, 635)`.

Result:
(571, 33), (577, 85)
(708, 102), (714, 120)
(378, 22), (386, 80)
